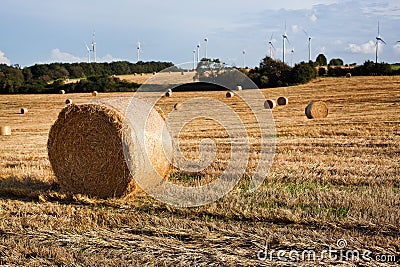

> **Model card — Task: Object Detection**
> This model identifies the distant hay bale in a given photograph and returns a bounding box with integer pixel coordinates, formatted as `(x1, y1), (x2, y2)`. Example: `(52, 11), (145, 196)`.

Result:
(226, 92), (234, 98)
(236, 85), (243, 91)
(166, 89), (173, 93)
(305, 101), (329, 119)
(20, 108), (28, 114)
(0, 126), (11, 136)
(59, 90), (66, 94)
(346, 73), (352, 78)
(181, 71), (185, 75)
(165, 91), (172, 97)
(277, 97), (289, 106)
(173, 103), (181, 110)
(65, 99), (73, 105)
(47, 98), (172, 198)
(264, 99), (276, 109)
(92, 91), (99, 96)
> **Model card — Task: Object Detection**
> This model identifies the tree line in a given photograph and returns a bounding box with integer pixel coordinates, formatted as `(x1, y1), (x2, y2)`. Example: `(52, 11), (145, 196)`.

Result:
(246, 54), (400, 88)
(0, 61), (173, 94)
(1, 55), (399, 93)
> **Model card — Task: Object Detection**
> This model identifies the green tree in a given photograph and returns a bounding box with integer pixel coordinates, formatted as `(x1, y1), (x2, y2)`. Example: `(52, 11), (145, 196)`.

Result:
(329, 58), (344, 66)
(290, 62), (317, 84)
(315, 54), (327, 66)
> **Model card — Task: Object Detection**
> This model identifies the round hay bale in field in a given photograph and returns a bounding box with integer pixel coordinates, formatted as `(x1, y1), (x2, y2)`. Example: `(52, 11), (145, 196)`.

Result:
(345, 73), (352, 78)
(65, 99), (73, 105)
(20, 108), (28, 114)
(173, 103), (181, 110)
(165, 91), (172, 97)
(59, 90), (66, 94)
(226, 91), (234, 98)
(236, 85), (243, 91)
(264, 99), (276, 109)
(92, 91), (99, 96)
(166, 89), (173, 93)
(47, 98), (172, 198)
(305, 101), (328, 119)
(277, 96), (288, 106)
(0, 126), (11, 136)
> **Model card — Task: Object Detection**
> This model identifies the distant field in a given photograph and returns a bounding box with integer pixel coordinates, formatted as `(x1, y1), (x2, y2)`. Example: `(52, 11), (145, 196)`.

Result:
(392, 65), (400, 71)
(0, 76), (399, 266)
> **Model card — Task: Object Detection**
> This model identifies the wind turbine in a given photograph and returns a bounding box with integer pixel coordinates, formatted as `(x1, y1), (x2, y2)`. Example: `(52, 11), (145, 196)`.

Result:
(137, 41), (141, 62)
(193, 50), (196, 70)
(282, 22), (290, 64)
(268, 33), (276, 59)
(91, 31), (96, 63)
(291, 48), (295, 67)
(242, 49), (246, 68)
(204, 38), (208, 59)
(85, 42), (91, 63)
(375, 21), (386, 64)
(197, 43), (200, 64)
(303, 29), (312, 62)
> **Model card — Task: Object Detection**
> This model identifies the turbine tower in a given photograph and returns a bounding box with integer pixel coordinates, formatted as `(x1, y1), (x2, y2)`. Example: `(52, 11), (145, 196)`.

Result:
(282, 22), (289, 64)
(193, 50), (196, 70)
(197, 43), (200, 64)
(268, 33), (275, 59)
(137, 41), (141, 62)
(85, 42), (91, 63)
(375, 21), (386, 64)
(291, 48), (295, 67)
(242, 49), (246, 68)
(91, 31), (96, 63)
(204, 38), (208, 59)
(303, 30), (312, 62)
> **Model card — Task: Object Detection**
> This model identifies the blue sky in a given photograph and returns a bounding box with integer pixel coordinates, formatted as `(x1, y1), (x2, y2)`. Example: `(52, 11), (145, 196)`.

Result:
(1, 0), (400, 67)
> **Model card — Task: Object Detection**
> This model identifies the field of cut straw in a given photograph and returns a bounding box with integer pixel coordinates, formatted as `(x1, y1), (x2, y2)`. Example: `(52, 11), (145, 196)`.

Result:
(0, 76), (399, 266)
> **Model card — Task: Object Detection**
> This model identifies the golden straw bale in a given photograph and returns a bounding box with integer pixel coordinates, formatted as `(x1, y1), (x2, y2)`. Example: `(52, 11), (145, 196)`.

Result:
(305, 101), (329, 119)
(47, 98), (172, 198)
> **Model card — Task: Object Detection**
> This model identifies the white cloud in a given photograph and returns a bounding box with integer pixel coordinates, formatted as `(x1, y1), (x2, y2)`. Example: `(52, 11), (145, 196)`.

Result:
(291, 25), (301, 33)
(49, 48), (121, 63)
(394, 43), (400, 54)
(346, 41), (378, 54)
(310, 14), (318, 22)
(334, 40), (343, 45)
(50, 49), (83, 63)
(0, 50), (11, 65)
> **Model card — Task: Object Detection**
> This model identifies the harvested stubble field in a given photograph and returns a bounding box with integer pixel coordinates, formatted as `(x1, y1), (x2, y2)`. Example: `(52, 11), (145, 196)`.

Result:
(0, 76), (399, 266)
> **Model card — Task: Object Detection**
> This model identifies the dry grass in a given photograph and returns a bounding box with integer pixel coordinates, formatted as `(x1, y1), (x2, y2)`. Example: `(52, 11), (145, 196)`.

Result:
(0, 76), (399, 266)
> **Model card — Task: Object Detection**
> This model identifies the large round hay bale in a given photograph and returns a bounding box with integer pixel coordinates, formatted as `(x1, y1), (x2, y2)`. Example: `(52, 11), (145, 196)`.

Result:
(236, 85), (243, 91)
(0, 126), (11, 136)
(20, 108), (28, 114)
(264, 99), (276, 109)
(166, 89), (173, 93)
(173, 103), (181, 110)
(226, 91), (234, 98)
(277, 97), (288, 106)
(59, 90), (66, 94)
(305, 101), (328, 119)
(47, 98), (172, 198)
(345, 73), (352, 78)
(92, 91), (99, 96)
(65, 99), (73, 105)
(165, 91), (172, 97)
